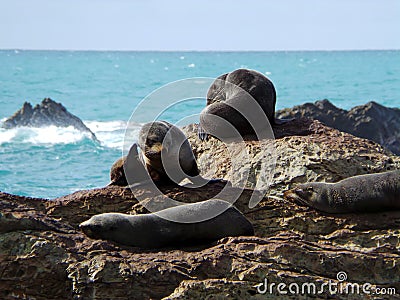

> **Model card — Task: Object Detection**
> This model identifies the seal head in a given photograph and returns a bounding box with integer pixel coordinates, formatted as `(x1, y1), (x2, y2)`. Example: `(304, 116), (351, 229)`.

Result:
(138, 121), (200, 184)
(284, 170), (400, 213)
(284, 182), (332, 212)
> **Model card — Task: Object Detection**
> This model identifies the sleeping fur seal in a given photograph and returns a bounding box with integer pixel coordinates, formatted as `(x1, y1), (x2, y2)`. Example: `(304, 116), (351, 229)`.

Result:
(79, 199), (254, 248)
(284, 170), (400, 213)
(199, 68), (287, 141)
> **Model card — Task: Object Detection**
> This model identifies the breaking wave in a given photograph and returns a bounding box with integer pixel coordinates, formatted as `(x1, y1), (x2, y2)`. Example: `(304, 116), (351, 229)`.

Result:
(0, 120), (141, 149)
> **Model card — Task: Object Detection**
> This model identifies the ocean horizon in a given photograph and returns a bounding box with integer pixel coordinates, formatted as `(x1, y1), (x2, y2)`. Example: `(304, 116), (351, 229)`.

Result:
(0, 50), (399, 198)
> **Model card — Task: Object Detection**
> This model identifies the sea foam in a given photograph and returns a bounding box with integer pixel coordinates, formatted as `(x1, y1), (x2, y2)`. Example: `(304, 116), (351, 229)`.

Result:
(0, 126), (91, 145)
(0, 120), (141, 149)
(85, 120), (133, 149)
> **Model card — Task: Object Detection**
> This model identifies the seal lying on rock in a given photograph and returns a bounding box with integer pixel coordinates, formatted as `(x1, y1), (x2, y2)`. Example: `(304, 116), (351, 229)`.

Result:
(284, 170), (400, 213)
(79, 199), (254, 248)
(199, 69), (288, 141)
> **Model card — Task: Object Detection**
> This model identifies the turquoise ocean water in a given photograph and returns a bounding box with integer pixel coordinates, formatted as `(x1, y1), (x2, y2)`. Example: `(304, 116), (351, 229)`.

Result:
(0, 50), (399, 198)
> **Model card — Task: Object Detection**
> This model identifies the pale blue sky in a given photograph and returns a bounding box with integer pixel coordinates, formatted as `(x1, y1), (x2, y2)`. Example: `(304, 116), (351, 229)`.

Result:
(0, 0), (399, 51)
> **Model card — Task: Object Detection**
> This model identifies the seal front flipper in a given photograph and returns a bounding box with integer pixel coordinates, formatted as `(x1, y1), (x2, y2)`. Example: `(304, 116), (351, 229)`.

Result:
(108, 143), (151, 187)
(125, 143), (152, 185)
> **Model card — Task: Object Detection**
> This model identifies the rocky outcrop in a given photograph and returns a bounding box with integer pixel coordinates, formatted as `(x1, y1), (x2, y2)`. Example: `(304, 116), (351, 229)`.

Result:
(1, 119), (400, 299)
(276, 99), (400, 155)
(1, 98), (97, 141)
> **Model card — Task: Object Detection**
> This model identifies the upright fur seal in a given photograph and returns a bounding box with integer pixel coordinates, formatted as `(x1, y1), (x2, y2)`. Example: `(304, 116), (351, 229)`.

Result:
(109, 121), (222, 187)
(137, 121), (202, 185)
(79, 199), (254, 248)
(199, 69), (284, 140)
(284, 170), (400, 213)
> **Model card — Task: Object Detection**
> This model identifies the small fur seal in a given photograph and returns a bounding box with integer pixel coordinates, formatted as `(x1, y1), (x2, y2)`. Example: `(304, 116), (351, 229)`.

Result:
(137, 121), (205, 185)
(199, 69), (286, 140)
(108, 121), (222, 187)
(79, 199), (254, 248)
(284, 170), (400, 213)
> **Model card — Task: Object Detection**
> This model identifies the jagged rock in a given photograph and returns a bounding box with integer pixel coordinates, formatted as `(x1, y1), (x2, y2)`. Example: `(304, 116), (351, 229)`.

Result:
(184, 119), (399, 197)
(1, 98), (98, 141)
(276, 99), (400, 155)
(1, 120), (400, 299)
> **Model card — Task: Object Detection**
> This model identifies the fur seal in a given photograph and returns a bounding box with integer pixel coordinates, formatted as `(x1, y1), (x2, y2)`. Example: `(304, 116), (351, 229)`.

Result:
(284, 170), (400, 213)
(137, 121), (202, 185)
(108, 121), (222, 187)
(199, 69), (286, 141)
(79, 199), (254, 248)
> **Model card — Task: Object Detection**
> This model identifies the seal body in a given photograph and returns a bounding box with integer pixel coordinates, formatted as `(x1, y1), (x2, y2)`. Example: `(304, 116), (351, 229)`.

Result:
(284, 170), (400, 213)
(199, 69), (277, 140)
(138, 121), (200, 184)
(79, 199), (254, 248)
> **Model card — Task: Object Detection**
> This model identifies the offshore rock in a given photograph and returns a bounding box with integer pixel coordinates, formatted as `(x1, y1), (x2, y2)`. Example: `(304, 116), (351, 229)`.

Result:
(2, 98), (98, 141)
(276, 99), (400, 155)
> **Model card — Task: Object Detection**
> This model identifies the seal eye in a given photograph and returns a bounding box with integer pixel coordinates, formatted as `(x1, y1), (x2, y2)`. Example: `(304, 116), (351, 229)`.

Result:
(306, 186), (314, 192)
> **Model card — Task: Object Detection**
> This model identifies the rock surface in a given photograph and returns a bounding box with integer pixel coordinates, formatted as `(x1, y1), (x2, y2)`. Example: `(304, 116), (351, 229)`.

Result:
(1, 98), (97, 141)
(276, 99), (400, 155)
(1, 119), (400, 299)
